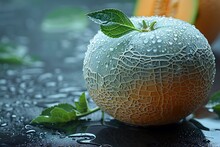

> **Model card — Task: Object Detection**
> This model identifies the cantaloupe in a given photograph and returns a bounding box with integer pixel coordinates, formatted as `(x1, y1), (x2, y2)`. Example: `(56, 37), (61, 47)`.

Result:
(83, 16), (216, 126)
(135, 0), (220, 43)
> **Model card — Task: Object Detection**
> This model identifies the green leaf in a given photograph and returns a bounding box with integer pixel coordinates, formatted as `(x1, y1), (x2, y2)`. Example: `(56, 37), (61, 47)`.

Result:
(75, 92), (89, 113)
(209, 91), (220, 103)
(87, 9), (140, 38)
(213, 104), (220, 117)
(31, 92), (100, 125)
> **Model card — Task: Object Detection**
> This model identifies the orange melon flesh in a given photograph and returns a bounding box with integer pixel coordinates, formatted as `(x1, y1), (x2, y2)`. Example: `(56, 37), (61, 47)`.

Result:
(135, 0), (199, 24)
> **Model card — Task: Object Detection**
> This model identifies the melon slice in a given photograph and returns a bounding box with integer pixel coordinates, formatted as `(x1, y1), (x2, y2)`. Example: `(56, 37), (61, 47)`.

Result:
(135, 0), (199, 24)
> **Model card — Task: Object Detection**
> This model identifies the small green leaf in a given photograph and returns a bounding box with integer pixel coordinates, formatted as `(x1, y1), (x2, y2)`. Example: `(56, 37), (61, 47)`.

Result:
(213, 104), (220, 117)
(31, 92), (100, 125)
(75, 92), (89, 113)
(209, 91), (220, 103)
(87, 9), (140, 38)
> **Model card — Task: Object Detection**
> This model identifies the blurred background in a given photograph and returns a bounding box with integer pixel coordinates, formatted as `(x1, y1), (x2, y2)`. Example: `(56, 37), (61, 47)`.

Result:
(0, 0), (219, 146)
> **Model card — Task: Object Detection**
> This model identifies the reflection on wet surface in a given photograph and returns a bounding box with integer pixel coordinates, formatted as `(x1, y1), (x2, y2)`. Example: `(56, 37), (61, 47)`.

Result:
(90, 120), (209, 147)
(0, 0), (220, 146)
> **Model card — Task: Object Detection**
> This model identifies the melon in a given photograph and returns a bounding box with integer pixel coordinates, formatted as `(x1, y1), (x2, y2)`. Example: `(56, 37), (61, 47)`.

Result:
(134, 0), (220, 43)
(83, 16), (216, 126)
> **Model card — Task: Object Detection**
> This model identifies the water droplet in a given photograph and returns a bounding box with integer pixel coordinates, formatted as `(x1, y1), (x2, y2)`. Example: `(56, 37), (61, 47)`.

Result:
(174, 34), (178, 37)
(19, 83), (26, 89)
(0, 79), (6, 84)
(153, 49), (157, 53)
(157, 39), (162, 43)
(150, 35), (154, 39)
(169, 42), (173, 45)
(24, 103), (30, 107)
(9, 87), (16, 92)
(57, 75), (63, 81)
(38, 73), (53, 81)
(46, 82), (56, 87)
(21, 75), (31, 80)
(59, 87), (81, 93)
(69, 133), (96, 144)
(152, 40), (156, 44)
(144, 38), (149, 43)
(22, 68), (43, 75)
(7, 70), (16, 76)
(196, 35), (200, 39)
(158, 45), (161, 48)
(178, 42), (182, 45)
(174, 38), (177, 41)
(105, 64), (109, 68)
(34, 94), (43, 99)
(1, 123), (7, 127)
(26, 130), (36, 134)
(47, 93), (67, 99)
(109, 48), (114, 51)
(156, 36), (160, 39)
(146, 48), (152, 52)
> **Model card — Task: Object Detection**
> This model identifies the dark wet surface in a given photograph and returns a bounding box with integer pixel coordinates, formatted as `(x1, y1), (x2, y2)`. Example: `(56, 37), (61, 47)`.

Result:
(0, 0), (220, 147)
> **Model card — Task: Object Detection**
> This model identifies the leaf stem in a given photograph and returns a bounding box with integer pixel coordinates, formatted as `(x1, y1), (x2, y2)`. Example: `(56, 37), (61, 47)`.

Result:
(101, 110), (105, 124)
(77, 107), (100, 118)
